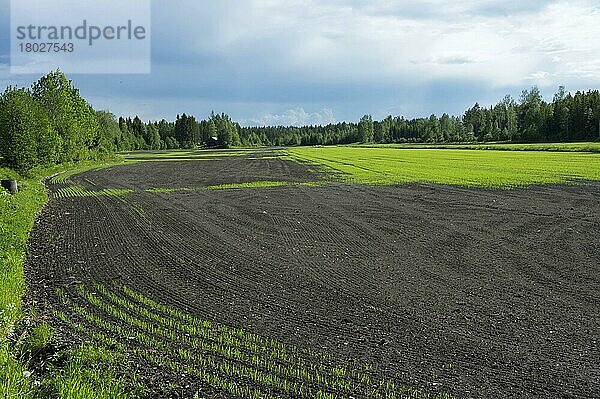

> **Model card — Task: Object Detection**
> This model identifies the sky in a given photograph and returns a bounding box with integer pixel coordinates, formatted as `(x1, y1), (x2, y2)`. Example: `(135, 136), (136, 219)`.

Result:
(1, 0), (600, 126)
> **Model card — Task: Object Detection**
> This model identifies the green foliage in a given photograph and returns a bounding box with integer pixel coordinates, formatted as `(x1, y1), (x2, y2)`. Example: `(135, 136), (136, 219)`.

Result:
(0, 168), (47, 339)
(519, 87), (544, 141)
(0, 88), (58, 172)
(117, 118), (135, 150)
(207, 119), (217, 140)
(0, 88), (38, 172)
(143, 124), (161, 150)
(119, 149), (249, 163)
(207, 181), (289, 190)
(115, 86), (600, 149)
(358, 114), (374, 143)
(174, 113), (200, 148)
(116, 112), (246, 150)
(94, 111), (121, 154)
(31, 70), (99, 163)
(236, 86), (600, 146)
(212, 112), (241, 148)
(0, 70), (118, 173)
(53, 186), (133, 199)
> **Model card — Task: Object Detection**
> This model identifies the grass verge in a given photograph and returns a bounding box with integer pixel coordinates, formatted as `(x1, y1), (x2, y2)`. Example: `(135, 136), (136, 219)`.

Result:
(0, 159), (137, 399)
(46, 346), (136, 399)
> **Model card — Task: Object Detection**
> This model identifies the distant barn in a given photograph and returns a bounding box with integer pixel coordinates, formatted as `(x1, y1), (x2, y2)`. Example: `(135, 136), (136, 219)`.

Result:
(205, 136), (219, 147)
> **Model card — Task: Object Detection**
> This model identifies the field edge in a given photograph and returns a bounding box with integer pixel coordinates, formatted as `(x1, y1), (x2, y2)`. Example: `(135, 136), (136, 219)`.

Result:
(0, 159), (139, 399)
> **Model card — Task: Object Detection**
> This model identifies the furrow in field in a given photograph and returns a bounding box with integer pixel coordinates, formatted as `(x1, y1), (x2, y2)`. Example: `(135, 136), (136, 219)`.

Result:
(54, 282), (424, 399)
(25, 156), (600, 399)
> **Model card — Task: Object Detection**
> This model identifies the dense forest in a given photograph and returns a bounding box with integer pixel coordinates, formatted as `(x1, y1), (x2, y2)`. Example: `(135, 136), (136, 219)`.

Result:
(120, 86), (600, 150)
(1, 71), (599, 172)
(116, 112), (241, 151)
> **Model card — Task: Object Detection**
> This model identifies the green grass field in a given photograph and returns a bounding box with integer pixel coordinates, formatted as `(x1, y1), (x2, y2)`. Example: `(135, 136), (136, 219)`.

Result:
(355, 141), (600, 152)
(287, 146), (600, 187)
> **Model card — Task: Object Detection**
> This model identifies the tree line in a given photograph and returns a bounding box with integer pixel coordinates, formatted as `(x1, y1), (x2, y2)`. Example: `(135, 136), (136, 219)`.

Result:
(2, 71), (600, 173)
(238, 87), (600, 146)
(115, 112), (241, 151)
(119, 86), (600, 150)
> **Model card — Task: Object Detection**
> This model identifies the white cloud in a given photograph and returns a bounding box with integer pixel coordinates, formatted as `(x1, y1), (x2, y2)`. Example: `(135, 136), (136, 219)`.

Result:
(3, 0), (598, 122)
(434, 55), (476, 65)
(151, 0), (600, 88)
(244, 107), (336, 126)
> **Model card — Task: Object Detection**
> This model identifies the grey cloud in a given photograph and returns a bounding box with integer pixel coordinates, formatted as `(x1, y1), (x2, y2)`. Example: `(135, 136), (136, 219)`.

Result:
(2, 0), (599, 126)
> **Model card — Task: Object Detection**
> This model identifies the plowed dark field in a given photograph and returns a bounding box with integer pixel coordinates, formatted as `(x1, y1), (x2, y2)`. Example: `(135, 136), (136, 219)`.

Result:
(25, 154), (600, 398)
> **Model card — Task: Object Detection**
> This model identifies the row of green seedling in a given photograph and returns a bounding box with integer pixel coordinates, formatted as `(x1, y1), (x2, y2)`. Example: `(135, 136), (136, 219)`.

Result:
(53, 185), (133, 199)
(76, 285), (357, 397)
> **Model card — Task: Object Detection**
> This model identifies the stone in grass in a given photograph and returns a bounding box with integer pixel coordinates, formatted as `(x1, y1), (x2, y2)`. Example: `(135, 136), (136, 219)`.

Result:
(1, 179), (18, 194)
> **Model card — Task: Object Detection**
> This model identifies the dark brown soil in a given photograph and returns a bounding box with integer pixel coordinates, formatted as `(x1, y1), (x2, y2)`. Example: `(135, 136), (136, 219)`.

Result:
(77, 154), (323, 191)
(25, 155), (600, 398)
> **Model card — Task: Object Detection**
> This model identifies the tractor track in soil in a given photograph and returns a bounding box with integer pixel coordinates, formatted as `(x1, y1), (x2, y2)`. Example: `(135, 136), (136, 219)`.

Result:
(24, 154), (600, 398)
